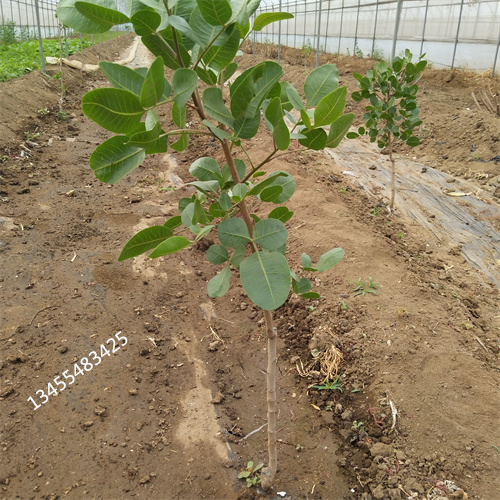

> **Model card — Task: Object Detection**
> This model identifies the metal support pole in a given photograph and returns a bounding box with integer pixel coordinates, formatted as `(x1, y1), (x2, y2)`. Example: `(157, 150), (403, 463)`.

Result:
(316, 0), (322, 67)
(303, 0), (307, 47)
(372, 0), (380, 58)
(420, 0), (430, 56)
(391, 0), (404, 61)
(64, 27), (69, 57)
(451, 0), (465, 69)
(492, 28), (500, 77)
(278, 0), (282, 63)
(354, 0), (361, 55)
(294, 0), (298, 49)
(324, 0), (331, 54)
(338, 0), (344, 54)
(34, 0), (45, 74)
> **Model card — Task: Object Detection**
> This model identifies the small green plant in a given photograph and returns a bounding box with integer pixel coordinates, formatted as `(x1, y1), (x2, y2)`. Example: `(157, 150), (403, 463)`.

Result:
(396, 231), (404, 239)
(351, 420), (365, 431)
(307, 305), (317, 313)
(24, 130), (40, 142)
(340, 300), (348, 310)
(352, 277), (379, 296)
(295, 444), (304, 451)
(369, 206), (381, 217)
(238, 461), (264, 488)
(301, 38), (313, 57)
(56, 110), (68, 120)
(37, 108), (50, 115)
(310, 375), (342, 392)
(371, 45), (384, 61)
(349, 49), (427, 211)
(354, 41), (363, 58)
(0, 19), (17, 45)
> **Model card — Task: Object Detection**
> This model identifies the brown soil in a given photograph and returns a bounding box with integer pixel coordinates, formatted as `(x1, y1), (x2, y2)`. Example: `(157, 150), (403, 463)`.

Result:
(0, 37), (499, 500)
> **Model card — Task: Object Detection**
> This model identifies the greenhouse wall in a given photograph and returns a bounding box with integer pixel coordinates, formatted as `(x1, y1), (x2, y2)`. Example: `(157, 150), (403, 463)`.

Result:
(254, 0), (500, 75)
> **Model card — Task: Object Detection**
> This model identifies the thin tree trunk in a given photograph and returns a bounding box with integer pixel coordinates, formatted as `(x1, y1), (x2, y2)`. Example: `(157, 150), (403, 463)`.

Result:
(388, 132), (396, 211)
(260, 309), (277, 490)
(220, 140), (278, 490)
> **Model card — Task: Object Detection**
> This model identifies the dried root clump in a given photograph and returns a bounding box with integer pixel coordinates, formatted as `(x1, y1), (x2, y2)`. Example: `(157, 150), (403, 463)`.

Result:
(296, 326), (343, 382)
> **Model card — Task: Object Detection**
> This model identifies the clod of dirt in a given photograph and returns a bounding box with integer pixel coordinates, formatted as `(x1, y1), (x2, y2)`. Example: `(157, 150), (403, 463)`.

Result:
(129, 388), (138, 395)
(7, 353), (28, 363)
(139, 474), (150, 484)
(94, 406), (107, 417)
(369, 442), (393, 457)
(211, 391), (224, 404)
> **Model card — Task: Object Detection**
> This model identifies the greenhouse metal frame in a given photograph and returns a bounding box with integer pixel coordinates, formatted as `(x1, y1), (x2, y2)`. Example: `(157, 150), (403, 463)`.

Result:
(0, 0), (499, 76)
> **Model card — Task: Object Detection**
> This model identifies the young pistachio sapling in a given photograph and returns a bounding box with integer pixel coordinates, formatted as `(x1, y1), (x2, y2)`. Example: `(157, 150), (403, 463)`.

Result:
(349, 50), (427, 211)
(56, 0), (355, 488)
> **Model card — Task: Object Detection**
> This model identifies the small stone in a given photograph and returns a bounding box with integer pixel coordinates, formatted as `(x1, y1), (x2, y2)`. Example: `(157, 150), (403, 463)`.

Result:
(369, 442), (393, 457)
(396, 450), (406, 461)
(94, 406), (107, 416)
(59, 345), (68, 354)
(337, 457), (346, 467)
(211, 391), (224, 404)
(334, 403), (343, 415)
(493, 186), (500, 198)
(129, 388), (138, 395)
(82, 421), (93, 428)
(240, 302), (248, 310)
(340, 409), (352, 421)
(371, 484), (386, 499)
(139, 474), (150, 484)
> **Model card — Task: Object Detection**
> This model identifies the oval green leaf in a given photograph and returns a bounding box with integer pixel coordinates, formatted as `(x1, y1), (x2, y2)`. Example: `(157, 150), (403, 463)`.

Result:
(149, 236), (191, 258)
(218, 218), (251, 248)
(207, 265), (232, 298)
(118, 225), (173, 261)
(240, 251), (291, 311)
(316, 248), (345, 272)
(206, 244), (229, 265)
(253, 218), (288, 251)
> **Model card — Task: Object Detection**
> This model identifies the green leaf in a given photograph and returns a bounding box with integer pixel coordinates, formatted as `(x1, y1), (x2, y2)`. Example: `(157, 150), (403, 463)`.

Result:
(233, 113), (261, 140)
(260, 185), (283, 202)
(203, 88), (234, 129)
(188, 180), (220, 195)
(75, 1), (130, 26)
(127, 122), (168, 154)
(247, 172), (286, 197)
(141, 32), (190, 70)
(314, 87), (347, 127)
(219, 192), (231, 210)
(304, 64), (339, 108)
(196, 66), (218, 85)
(89, 135), (145, 183)
(118, 225), (173, 261)
(298, 128), (327, 151)
(300, 292), (320, 299)
(194, 224), (214, 241)
(206, 244), (229, 265)
(282, 81), (303, 110)
(149, 236), (191, 258)
(406, 136), (420, 147)
(230, 246), (246, 268)
(316, 248), (345, 272)
(169, 14), (203, 46)
(131, 9), (161, 35)
(268, 206), (294, 223)
(189, 157), (222, 181)
(218, 218), (251, 248)
(140, 56), (166, 108)
(230, 62), (283, 119)
(203, 26), (241, 73)
(57, 0), (113, 33)
(203, 120), (236, 142)
(253, 219), (288, 251)
(197, 0), (232, 25)
(240, 251), (291, 310)
(172, 68), (198, 107)
(164, 215), (182, 230)
(232, 183), (247, 202)
(346, 132), (359, 139)
(301, 253), (314, 270)
(326, 113), (355, 148)
(82, 88), (144, 134)
(264, 97), (290, 151)
(207, 265), (231, 297)
(265, 171), (295, 204)
(99, 62), (144, 96)
(253, 12), (293, 31)
(292, 277), (311, 294)
(299, 109), (312, 129)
